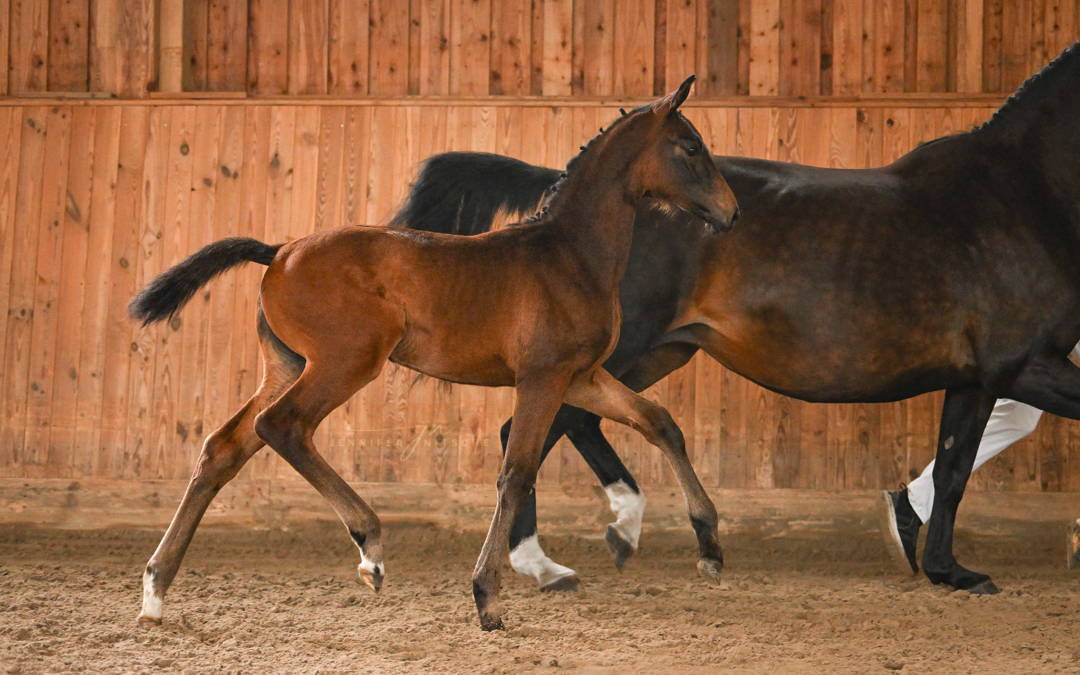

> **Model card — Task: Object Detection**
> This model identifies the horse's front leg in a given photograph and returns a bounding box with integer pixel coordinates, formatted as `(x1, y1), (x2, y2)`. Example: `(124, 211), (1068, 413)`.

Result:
(921, 387), (998, 593)
(564, 368), (723, 583)
(473, 372), (571, 630)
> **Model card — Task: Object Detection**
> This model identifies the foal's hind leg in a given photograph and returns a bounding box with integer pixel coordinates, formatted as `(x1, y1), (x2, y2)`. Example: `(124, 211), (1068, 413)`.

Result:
(254, 344), (396, 593)
(921, 387), (997, 594)
(138, 330), (303, 626)
(564, 368), (723, 583)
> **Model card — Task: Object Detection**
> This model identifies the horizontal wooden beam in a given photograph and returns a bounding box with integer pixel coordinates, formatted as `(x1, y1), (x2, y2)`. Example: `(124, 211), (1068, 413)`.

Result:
(1, 479), (1076, 538)
(0, 94), (1009, 108)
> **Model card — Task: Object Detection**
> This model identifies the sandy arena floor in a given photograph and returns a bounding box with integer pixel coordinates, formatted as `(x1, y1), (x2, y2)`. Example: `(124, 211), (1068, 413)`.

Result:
(1, 518), (1078, 674)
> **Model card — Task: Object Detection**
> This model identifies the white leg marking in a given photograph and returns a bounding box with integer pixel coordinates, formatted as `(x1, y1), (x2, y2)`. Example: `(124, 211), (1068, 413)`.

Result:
(605, 480), (646, 549)
(509, 535), (576, 587)
(140, 569), (163, 621)
(358, 548), (383, 577)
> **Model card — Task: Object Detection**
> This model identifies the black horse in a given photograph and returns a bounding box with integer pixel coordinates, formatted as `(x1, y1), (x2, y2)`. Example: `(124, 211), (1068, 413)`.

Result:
(393, 42), (1080, 595)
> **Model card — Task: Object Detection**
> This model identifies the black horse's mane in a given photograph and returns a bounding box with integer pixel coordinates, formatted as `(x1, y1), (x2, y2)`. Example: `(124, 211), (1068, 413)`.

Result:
(980, 38), (1080, 131)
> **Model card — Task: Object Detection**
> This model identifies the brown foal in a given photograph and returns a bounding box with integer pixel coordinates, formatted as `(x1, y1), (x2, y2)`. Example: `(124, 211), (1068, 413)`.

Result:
(130, 76), (738, 631)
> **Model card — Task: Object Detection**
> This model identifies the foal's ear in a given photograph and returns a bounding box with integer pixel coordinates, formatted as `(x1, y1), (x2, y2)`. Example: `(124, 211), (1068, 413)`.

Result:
(652, 75), (696, 117)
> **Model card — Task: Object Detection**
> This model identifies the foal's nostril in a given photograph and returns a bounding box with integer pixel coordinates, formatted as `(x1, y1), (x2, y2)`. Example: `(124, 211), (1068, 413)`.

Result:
(731, 207), (740, 225)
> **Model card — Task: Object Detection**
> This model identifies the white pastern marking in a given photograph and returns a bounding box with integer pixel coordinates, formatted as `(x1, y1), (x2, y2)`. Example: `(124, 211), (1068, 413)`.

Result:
(509, 535), (576, 587)
(140, 569), (163, 621)
(358, 548), (382, 576)
(605, 480), (646, 549)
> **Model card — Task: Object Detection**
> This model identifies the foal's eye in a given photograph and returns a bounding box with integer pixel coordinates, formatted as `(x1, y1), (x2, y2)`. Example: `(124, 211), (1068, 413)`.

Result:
(685, 144), (700, 157)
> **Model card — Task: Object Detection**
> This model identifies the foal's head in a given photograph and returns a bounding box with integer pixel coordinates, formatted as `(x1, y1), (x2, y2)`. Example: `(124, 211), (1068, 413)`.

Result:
(624, 75), (739, 232)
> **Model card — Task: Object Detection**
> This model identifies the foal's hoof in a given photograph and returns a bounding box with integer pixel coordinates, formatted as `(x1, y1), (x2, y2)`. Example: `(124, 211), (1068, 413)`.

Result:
(136, 614), (162, 628)
(540, 574), (581, 593)
(697, 558), (723, 585)
(605, 524), (636, 571)
(478, 612), (505, 632)
(965, 579), (1000, 595)
(358, 564), (384, 593)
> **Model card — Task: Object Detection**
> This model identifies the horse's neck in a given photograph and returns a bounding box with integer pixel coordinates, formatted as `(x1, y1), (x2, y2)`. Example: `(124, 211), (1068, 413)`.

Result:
(544, 142), (642, 290)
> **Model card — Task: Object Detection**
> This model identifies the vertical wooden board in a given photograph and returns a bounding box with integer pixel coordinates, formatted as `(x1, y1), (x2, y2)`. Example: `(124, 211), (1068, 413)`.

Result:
(44, 107), (93, 477)
(289, 0), (330, 94)
(341, 106), (370, 226)
(495, 106), (523, 160)
(490, 0), (531, 95)
(780, 0), (821, 96)
(691, 353), (721, 488)
(613, 0), (654, 95)
(158, 0), (184, 92)
(416, 0), (451, 95)
(248, 0), (290, 94)
(666, 0), (697, 92)
(655, 0), (667, 95)
(457, 383), (487, 485)
(394, 106), (421, 209)
(182, 0), (210, 90)
(581, 0), (616, 94)
(982, 0), (1004, 92)
(172, 106), (222, 480)
(288, 106), (321, 238)
(365, 106), (397, 225)
(1002, 0), (1035, 92)
(145, 106), (196, 480)
(916, 0), (948, 91)
(369, 0), (409, 95)
(72, 107), (119, 477)
(0, 0), (9, 94)
(402, 371), (436, 484)
(9, 0), (48, 93)
(199, 106), (245, 458)
(1030, 0), (1050, 73)
(704, 0), (740, 95)
(206, 0), (248, 91)
(22, 107), (71, 474)
(315, 107), (346, 231)
(0, 109), (23, 452)
(748, 0), (780, 94)
(90, 0), (156, 97)
(542, 0), (573, 94)
(123, 107), (170, 479)
(97, 106), (149, 477)
(819, 0), (833, 94)
(954, 0), (984, 92)
(872, 0), (905, 92)
(449, 0), (492, 95)
(828, 107), (857, 169)
(1049, 0), (1076, 57)
(1, 108), (47, 475)
(329, 0), (370, 95)
(48, 0), (90, 90)
(830, 0), (862, 94)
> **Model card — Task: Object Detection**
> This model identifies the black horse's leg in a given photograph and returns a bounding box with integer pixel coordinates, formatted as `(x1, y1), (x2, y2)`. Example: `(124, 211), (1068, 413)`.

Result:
(501, 405), (590, 591)
(921, 387), (998, 593)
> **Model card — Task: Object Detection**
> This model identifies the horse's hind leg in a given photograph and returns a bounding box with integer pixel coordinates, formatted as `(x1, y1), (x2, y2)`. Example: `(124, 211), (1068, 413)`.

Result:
(564, 368), (723, 584)
(254, 343), (395, 593)
(138, 322), (304, 627)
(921, 387), (997, 594)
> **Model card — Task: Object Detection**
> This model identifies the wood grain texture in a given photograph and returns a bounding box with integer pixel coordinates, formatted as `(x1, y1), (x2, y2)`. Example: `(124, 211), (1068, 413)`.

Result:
(1, 98), (1079, 495)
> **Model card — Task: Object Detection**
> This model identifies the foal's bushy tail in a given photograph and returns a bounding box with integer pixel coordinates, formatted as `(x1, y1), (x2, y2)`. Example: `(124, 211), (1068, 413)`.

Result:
(129, 237), (281, 326)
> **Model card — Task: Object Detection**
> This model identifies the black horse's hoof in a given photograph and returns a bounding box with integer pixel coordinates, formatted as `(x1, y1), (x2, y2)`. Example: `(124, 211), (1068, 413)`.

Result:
(697, 557), (723, 585)
(540, 574), (581, 593)
(966, 579), (1000, 595)
(605, 524), (635, 571)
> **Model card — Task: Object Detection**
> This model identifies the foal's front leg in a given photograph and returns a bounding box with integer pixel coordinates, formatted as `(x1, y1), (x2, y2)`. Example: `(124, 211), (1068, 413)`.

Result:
(565, 368), (724, 582)
(473, 373), (571, 630)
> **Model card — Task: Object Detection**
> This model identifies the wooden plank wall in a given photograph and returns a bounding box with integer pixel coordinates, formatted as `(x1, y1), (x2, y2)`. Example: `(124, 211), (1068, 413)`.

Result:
(1, 98), (1078, 495)
(3, 0), (1080, 97)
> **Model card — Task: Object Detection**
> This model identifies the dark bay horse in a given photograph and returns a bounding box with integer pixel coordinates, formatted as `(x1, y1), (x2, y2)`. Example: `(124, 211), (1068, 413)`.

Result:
(394, 42), (1080, 596)
(129, 77), (739, 631)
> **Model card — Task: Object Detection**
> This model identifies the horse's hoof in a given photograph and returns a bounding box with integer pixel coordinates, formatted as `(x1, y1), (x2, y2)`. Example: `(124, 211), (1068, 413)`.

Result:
(540, 574), (580, 593)
(697, 557), (723, 585)
(358, 564), (383, 593)
(136, 614), (162, 628)
(966, 579), (1000, 595)
(478, 613), (505, 631)
(605, 524), (635, 571)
